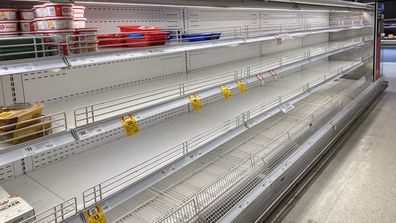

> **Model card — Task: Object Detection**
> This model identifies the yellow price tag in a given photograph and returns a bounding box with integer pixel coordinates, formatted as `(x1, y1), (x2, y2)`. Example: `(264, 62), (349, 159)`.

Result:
(389, 34), (394, 39)
(120, 114), (140, 136)
(188, 95), (203, 111)
(84, 205), (107, 223)
(220, 86), (233, 99)
(0, 111), (15, 119)
(237, 81), (247, 94)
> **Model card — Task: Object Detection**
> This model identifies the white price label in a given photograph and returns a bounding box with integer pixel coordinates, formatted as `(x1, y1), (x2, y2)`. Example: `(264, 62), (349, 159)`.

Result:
(20, 139), (57, 157)
(279, 102), (295, 113)
(77, 126), (104, 140)
(34, 139), (56, 151)
(21, 146), (35, 157)
(23, 63), (34, 71)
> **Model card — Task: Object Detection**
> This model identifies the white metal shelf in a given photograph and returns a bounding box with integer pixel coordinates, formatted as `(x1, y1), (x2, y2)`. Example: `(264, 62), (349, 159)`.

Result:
(0, 59), (362, 215)
(0, 36), (369, 186)
(41, 36), (368, 129)
(106, 76), (367, 223)
(0, 22), (369, 77)
(66, 21), (368, 66)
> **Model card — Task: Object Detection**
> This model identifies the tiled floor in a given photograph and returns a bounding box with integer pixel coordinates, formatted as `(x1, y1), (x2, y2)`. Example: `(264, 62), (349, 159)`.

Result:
(280, 62), (396, 223)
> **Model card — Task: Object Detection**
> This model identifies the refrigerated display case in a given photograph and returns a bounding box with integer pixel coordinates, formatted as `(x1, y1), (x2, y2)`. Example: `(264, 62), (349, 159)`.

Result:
(0, 0), (385, 223)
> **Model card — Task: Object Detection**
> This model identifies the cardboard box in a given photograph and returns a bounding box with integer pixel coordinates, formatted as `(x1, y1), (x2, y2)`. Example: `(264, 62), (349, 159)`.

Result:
(0, 196), (35, 223)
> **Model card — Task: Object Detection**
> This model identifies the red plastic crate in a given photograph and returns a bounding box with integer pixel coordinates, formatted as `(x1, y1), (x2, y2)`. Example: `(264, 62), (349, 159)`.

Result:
(98, 34), (128, 47)
(119, 26), (168, 47)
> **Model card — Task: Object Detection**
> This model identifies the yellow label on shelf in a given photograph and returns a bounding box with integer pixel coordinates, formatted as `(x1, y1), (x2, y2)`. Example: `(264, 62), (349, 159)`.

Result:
(389, 34), (394, 38)
(237, 81), (247, 94)
(84, 205), (107, 223)
(220, 85), (233, 99)
(0, 111), (15, 119)
(188, 95), (203, 111)
(120, 114), (140, 136)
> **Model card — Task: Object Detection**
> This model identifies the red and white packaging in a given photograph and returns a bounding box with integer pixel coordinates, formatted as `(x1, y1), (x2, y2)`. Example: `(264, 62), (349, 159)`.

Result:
(44, 3), (73, 17)
(0, 21), (18, 33)
(0, 9), (17, 21)
(0, 32), (19, 37)
(72, 6), (85, 18)
(19, 9), (34, 20)
(33, 5), (46, 18)
(40, 29), (74, 42)
(73, 18), (86, 29)
(34, 17), (73, 30)
(19, 20), (35, 32)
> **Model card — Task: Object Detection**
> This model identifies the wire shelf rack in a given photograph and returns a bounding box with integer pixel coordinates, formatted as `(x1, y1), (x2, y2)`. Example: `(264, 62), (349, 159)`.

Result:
(20, 198), (77, 223)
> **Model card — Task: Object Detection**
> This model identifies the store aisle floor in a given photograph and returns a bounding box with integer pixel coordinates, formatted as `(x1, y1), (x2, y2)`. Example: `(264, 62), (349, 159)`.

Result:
(280, 62), (396, 223)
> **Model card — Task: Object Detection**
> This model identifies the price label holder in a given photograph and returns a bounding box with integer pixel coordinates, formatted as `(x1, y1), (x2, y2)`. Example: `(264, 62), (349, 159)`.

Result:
(237, 81), (247, 94)
(220, 85), (233, 99)
(279, 102), (295, 113)
(20, 139), (56, 157)
(84, 205), (107, 223)
(76, 126), (104, 140)
(120, 114), (140, 136)
(188, 95), (203, 111)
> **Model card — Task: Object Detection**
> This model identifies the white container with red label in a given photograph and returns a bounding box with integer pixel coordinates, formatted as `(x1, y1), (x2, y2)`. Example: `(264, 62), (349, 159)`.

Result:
(34, 17), (74, 30)
(0, 21), (18, 33)
(19, 9), (34, 20)
(20, 20), (35, 32)
(73, 18), (86, 29)
(72, 6), (85, 18)
(0, 9), (17, 21)
(44, 3), (73, 17)
(33, 5), (47, 18)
